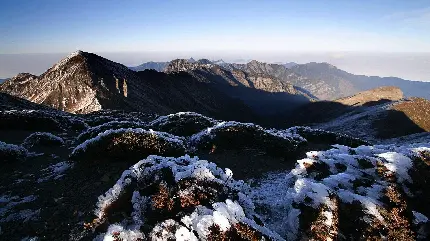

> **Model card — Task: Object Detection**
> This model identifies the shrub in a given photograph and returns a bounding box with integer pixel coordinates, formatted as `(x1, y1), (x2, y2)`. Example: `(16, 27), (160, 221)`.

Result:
(22, 132), (64, 148)
(148, 112), (218, 136)
(190, 121), (301, 156)
(70, 128), (186, 162)
(75, 121), (146, 144)
(288, 126), (370, 147)
(87, 155), (282, 240)
(0, 141), (28, 162)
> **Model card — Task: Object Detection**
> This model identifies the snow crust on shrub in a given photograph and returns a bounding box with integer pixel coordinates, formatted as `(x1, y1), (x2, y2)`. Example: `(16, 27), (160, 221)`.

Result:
(0, 195), (38, 223)
(22, 132), (64, 148)
(0, 109), (88, 131)
(92, 155), (283, 240)
(148, 112), (218, 127)
(75, 120), (145, 144)
(0, 141), (28, 162)
(37, 161), (73, 183)
(286, 126), (369, 146)
(250, 141), (430, 240)
(71, 128), (185, 158)
(412, 211), (429, 225)
(189, 121), (301, 152)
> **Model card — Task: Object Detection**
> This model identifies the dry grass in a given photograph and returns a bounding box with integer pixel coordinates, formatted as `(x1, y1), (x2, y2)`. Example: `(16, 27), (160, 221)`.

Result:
(392, 98), (430, 131)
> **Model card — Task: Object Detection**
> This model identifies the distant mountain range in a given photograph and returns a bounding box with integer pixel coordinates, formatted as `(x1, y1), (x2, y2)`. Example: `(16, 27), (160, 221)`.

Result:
(2, 51), (430, 128)
(130, 59), (430, 101)
(0, 51), (256, 122)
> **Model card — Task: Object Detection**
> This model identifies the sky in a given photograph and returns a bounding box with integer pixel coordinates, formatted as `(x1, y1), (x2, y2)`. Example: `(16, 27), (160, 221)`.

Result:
(1, 0), (430, 53)
(0, 0), (430, 81)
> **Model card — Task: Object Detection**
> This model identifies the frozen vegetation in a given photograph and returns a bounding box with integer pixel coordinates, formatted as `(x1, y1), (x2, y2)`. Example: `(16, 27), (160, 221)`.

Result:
(90, 155), (283, 240)
(0, 110), (429, 240)
(22, 132), (64, 148)
(250, 142), (430, 240)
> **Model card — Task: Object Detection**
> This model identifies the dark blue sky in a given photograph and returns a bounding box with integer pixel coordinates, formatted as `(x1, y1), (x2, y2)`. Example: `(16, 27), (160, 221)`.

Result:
(1, 0), (430, 53)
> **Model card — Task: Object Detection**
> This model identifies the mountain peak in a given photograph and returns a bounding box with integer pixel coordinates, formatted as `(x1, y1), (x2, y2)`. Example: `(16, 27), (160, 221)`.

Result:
(70, 50), (84, 56)
(52, 50), (88, 71)
(248, 60), (262, 65)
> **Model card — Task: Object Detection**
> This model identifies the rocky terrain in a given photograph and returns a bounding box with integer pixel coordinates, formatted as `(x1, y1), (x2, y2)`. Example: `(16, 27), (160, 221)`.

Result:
(0, 97), (429, 240)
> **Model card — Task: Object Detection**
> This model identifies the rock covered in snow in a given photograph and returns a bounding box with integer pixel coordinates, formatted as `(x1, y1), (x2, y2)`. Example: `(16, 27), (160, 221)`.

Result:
(86, 155), (282, 240)
(70, 128), (186, 162)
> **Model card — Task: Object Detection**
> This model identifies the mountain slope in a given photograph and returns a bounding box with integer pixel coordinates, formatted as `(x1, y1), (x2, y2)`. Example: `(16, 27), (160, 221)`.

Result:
(0, 51), (257, 121)
(164, 59), (312, 115)
(286, 86), (430, 141)
(290, 62), (430, 100)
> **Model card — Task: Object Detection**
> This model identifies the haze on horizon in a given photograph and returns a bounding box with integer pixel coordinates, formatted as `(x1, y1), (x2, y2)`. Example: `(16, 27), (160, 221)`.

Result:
(1, 0), (430, 81)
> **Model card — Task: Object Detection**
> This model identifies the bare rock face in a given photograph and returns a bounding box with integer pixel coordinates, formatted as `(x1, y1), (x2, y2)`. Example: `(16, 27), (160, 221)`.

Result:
(336, 86), (404, 106)
(0, 51), (133, 113)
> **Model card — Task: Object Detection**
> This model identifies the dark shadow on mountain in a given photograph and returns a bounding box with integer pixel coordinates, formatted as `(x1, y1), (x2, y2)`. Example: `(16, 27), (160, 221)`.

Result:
(372, 110), (426, 139)
(280, 101), (356, 126)
(135, 70), (261, 123)
(188, 69), (312, 116)
(136, 69), (310, 124)
(277, 98), (427, 139)
(362, 99), (393, 107)
(294, 86), (319, 100)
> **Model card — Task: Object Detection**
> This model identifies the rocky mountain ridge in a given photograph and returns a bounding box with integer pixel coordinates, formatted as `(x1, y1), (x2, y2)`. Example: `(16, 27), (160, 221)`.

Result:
(132, 58), (430, 101)
(0, 52), (313, 119)
(0, 51), (259, 122)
